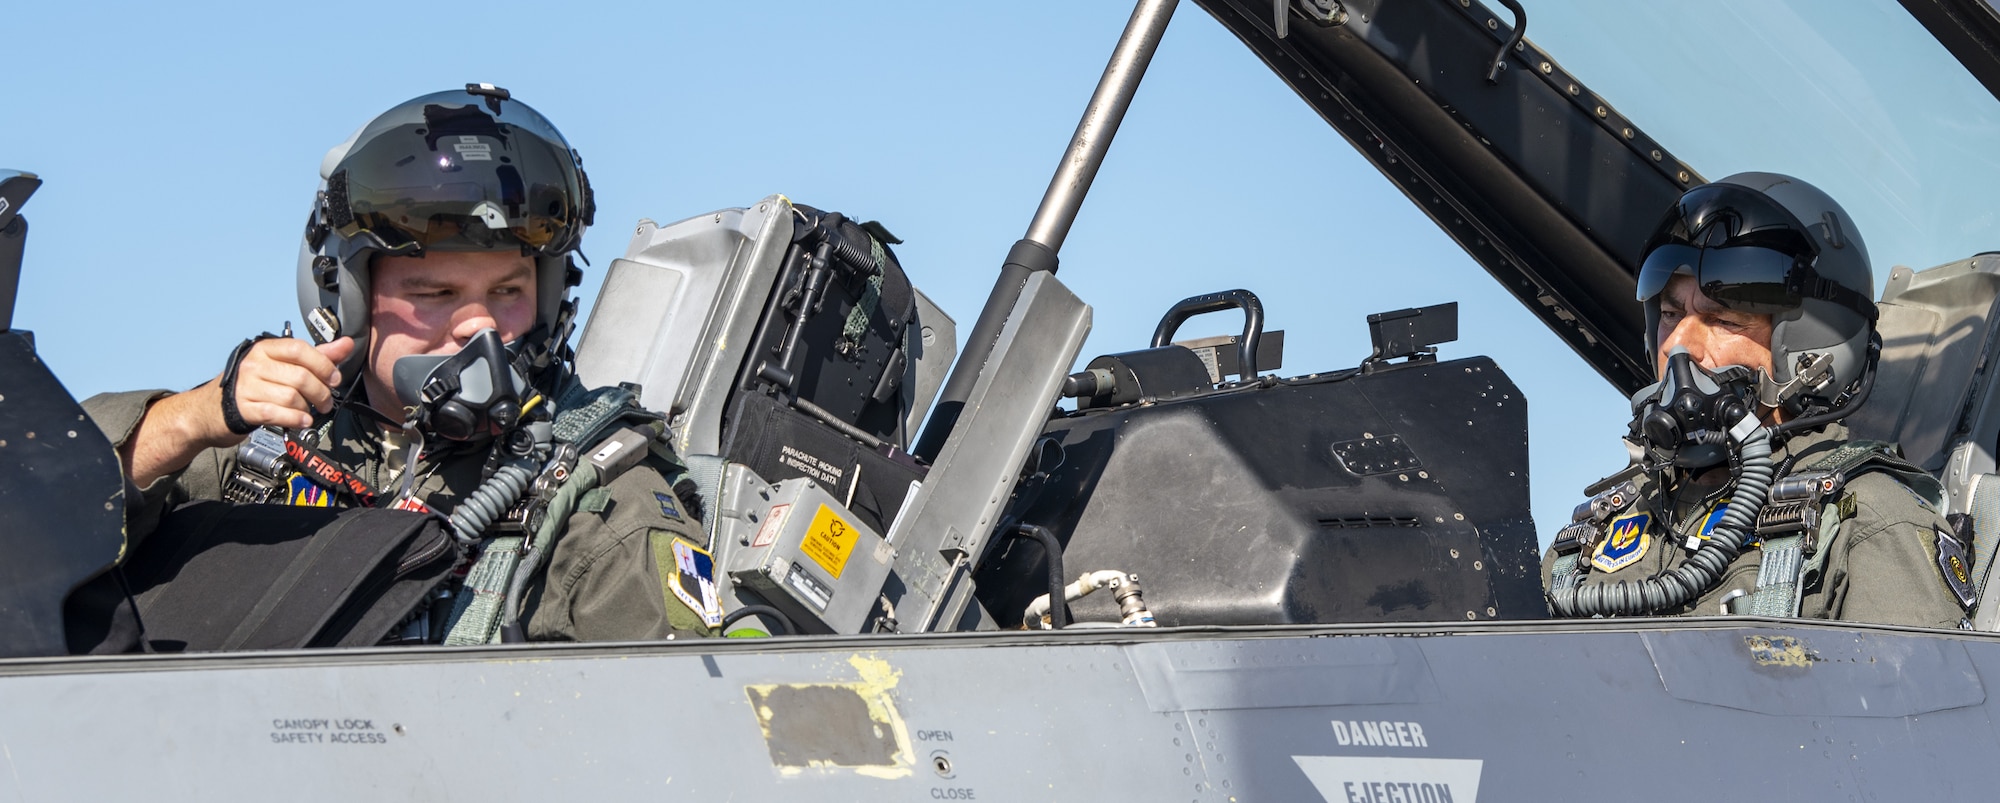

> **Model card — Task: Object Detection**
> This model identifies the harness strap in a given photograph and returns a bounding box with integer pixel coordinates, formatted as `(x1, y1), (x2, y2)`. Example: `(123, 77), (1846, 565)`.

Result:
(1745, 439), (1914, 617)
(1545, 485), (1626, 611)
(1549, 553), (1582, 599)
(1749, 504), (1838, 617)
(552, 383), (646, 449)
(1749, 534), (1804, 617)
(442, 535), (523, 645)
(439, 381), (616, 645)
(445, 380), (686, 643)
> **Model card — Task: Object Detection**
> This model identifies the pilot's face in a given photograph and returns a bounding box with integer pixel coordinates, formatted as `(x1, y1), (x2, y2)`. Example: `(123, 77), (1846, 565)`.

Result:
(363, 250), (538, 413)
(1655, 273), (1775, 380)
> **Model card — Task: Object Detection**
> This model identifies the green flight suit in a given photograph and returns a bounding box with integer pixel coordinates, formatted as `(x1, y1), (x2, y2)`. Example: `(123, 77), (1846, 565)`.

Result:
(83, 387), (717, 643)
(1543, 423), (1970, 629)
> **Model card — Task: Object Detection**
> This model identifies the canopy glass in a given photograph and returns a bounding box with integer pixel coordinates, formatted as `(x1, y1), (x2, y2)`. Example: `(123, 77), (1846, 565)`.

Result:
(1528, 0), (2000, 286)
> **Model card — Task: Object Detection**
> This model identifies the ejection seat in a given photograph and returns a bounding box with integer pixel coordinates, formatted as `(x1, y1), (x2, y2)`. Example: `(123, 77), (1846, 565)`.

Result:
(1843, 253), (2000, 628)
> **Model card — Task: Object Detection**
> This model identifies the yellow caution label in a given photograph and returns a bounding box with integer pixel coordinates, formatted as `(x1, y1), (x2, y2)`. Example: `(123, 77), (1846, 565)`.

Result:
(800, 504), (858, 579)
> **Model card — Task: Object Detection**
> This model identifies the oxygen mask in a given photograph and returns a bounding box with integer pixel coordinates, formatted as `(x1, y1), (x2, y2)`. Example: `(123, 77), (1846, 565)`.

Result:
(392, 328), (535, 442)
(1629, 348), (1757, 470)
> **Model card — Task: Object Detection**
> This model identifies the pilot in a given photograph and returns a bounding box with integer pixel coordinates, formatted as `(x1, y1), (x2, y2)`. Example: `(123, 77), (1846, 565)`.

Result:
(1543, 172), (1972, 628)
(83, 86), (720, 645)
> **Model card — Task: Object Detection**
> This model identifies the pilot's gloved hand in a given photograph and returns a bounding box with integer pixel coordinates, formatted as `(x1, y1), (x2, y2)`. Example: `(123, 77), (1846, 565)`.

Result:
(220, 336), (354, 434)
(117, 336), (353, 490)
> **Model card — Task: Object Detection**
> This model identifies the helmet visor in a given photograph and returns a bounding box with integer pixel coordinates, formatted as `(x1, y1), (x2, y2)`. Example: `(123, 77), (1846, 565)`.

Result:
(325, 96), (583, 257)
(1636, 242), (1805, 315)
(1636, 182), (1875, 320)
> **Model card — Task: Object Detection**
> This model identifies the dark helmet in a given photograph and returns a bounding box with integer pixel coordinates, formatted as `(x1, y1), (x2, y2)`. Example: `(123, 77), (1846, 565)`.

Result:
(297, 84), (594, 379)
(1636, 172), (1877, 416)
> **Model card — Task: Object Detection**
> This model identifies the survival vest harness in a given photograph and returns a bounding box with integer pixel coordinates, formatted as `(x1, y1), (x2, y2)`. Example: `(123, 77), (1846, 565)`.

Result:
(221, 379), (689, 644)
(1550, 439), (1962, 617)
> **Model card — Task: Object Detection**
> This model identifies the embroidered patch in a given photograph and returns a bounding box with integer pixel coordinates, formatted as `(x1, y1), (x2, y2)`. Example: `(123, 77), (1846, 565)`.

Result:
(1699, 500), (1729, 539)
(288, 473), (331, 507)
(1688, 498), (1754, 549)
(1592, 511), (1651, 573)
(653, 491), (683, 522)
(1936, 526), (1977, 611)
(669, 538), (724, 627)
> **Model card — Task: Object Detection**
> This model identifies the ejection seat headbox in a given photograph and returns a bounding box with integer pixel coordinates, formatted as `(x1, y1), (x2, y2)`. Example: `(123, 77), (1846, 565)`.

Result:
(572, 196), (955, 459)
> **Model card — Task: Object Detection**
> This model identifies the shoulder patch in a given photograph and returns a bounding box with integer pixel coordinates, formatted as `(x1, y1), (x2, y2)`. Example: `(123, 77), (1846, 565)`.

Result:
(659, 534), (723, 628)
(1593, 511), (1652, 573)
(1935, 526), (1977, 611)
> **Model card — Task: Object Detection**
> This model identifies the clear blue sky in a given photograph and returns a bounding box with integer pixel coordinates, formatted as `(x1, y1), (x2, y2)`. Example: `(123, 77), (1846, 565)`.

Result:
(8, 2), (1992, 549)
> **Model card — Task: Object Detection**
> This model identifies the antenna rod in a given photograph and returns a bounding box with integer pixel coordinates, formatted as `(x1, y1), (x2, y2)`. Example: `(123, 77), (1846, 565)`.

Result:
(914, 0), (1179, 460)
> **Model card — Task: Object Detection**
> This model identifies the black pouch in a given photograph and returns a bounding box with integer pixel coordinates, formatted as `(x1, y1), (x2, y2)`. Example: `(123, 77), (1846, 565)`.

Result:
(722, 392), (926, 536)
(65, 502), (460, 654)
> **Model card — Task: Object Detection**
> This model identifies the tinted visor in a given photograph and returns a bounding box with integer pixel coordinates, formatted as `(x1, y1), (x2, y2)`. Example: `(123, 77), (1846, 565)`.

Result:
(1636, 242), (1805, 315)
(325, 97), (582, 258)
(1635, 182), (1874, 320)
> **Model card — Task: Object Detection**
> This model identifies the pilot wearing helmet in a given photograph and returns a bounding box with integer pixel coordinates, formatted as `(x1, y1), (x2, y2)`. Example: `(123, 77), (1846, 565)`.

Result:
(1544, 172), (1973, 628)
(81, 86), (720, 646)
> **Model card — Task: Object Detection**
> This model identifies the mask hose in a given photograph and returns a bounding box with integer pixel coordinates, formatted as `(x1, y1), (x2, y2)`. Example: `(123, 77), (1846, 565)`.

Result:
(446, 424), (552, 545)
(1549, 423), (1775, 617)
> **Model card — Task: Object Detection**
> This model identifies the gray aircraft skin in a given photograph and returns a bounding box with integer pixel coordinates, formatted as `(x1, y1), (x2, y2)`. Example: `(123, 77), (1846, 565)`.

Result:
(6, 1), (2000, 801)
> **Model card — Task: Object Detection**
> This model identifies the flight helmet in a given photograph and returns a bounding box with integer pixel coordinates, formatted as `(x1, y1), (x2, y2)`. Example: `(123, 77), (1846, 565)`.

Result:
(1635, 172), (1876, 417)
(297, 84), (594, 383)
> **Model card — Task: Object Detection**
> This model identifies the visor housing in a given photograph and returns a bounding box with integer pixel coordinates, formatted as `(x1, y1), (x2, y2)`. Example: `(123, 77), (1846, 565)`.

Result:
(1636, 182), (1874, 322)
(322, 96), (585, 261)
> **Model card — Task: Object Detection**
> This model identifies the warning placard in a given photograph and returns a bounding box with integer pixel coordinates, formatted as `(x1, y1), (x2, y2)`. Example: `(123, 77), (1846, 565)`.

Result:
(800, 504), (858, 579)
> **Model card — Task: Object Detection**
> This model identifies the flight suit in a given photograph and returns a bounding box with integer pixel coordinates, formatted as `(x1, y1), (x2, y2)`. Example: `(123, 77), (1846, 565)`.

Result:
(1543, 423), (1970, 629)
(84, 388), (718, 643)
